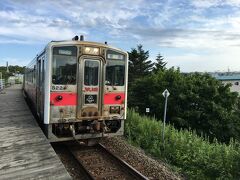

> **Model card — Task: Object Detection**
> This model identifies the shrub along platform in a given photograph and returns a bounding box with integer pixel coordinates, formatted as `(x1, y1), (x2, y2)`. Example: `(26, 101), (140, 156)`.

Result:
(125, 110), (240, 179)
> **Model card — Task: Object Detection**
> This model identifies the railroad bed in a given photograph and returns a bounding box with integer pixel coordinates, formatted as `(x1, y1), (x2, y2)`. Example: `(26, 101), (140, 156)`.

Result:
(53, 142), (148, 180)
(70, 143), (148, 180)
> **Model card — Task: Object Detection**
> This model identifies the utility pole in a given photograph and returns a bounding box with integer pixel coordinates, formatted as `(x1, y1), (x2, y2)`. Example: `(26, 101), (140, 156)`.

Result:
(6, 61), (9, 73)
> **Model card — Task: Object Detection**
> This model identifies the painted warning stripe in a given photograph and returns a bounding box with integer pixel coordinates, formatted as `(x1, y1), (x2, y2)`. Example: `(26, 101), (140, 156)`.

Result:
(104, 92), (125, 105)
(50, 92), (125, 106)
(50, 92), (77, 106)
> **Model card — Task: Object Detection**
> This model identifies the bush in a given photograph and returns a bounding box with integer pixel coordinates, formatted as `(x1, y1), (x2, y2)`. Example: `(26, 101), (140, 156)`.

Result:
(125, 109), (240, 179)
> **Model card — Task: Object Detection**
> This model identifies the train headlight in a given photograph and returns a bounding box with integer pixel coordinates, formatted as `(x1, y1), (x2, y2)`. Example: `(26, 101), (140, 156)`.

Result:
(115, 95), (121, 100)
(83, 47), (100, 55)
(56, 95), (63, 101)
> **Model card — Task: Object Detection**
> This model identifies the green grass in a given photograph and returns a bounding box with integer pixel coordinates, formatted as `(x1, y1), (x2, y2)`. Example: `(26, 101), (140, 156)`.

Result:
(125, 109), (240, 179)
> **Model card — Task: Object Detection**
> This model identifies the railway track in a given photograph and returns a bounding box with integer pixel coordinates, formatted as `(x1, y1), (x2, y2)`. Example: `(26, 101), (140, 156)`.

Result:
(67, 143), (149, 180)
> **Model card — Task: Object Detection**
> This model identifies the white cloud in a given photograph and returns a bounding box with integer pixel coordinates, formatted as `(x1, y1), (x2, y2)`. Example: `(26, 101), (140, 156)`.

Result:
(0, 57), (27, 66)
(1, 0), (238, 49)
(1, 0), (240, 71)
(191, 0), (221, 8)
(167, 47), (240, 72)
(227, 0), (240, 6)
(191, 0), (240, 8)
(0, 0), (145, 43)
(0, 9), (87, 43)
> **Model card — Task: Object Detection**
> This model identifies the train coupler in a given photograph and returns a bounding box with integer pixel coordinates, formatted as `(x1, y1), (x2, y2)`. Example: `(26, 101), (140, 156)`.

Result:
(70, 124), (86, 145)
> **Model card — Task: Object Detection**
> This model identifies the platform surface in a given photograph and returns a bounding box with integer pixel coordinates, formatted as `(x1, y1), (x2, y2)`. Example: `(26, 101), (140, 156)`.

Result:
(0, 85), (71, 179)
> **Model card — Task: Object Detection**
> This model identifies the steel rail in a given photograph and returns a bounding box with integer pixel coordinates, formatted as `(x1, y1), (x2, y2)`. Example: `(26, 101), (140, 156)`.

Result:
(98, 143), (149, 180)
(68, 142), (148, 180)
(68, 146), (95, 180)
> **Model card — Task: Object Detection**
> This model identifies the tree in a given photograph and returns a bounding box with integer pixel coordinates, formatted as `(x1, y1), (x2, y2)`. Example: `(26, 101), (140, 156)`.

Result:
(0, 65), (25, 80)
(153, 53), (167, 73)
(128, 68), (240, 143)
(128, 45), (154, 83)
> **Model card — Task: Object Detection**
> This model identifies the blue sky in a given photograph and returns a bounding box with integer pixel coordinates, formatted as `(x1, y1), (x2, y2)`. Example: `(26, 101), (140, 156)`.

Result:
(0, 0), (240, 72)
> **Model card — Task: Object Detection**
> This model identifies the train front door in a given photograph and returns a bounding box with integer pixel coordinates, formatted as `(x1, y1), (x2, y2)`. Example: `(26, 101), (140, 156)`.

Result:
(77, 57), (103, 119)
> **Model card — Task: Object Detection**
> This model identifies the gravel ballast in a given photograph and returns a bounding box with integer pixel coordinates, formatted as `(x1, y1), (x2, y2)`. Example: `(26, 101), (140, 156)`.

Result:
(100, 137), (182, 180)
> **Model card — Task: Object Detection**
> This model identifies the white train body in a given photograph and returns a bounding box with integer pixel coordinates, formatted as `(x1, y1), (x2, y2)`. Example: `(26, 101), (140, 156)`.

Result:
(23, 39), (128, 142)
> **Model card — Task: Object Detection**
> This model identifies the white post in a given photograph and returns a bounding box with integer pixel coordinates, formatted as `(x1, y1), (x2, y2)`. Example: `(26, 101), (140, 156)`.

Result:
(162, 94), (168, 145)
(162, 89), (170, 147)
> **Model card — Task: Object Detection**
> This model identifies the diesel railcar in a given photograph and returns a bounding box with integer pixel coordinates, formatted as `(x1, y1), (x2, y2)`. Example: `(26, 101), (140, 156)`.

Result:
(23, 36), (128, 142)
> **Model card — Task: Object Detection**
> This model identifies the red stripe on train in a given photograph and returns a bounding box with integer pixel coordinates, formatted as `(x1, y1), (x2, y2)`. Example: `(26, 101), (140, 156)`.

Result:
(50, 92), (125, 106)
(104, 93), (125, 105)
(50, 92), (77, 106)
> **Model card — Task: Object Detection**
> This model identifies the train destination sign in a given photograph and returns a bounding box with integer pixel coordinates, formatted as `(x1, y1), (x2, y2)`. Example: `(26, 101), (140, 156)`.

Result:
(107, 50), (125, 60)
(59, 49), (72, 55)
(107, 54), (124, 60)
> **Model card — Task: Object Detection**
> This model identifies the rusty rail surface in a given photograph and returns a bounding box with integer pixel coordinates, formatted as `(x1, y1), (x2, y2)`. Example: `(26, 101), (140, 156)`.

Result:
(68, 143), (148, 180)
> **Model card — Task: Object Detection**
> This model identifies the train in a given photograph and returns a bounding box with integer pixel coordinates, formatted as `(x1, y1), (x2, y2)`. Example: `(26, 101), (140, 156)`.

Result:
(23, 35), (128, 143)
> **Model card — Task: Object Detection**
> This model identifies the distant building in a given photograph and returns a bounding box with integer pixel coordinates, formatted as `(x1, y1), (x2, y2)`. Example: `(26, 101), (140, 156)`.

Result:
(8, 74), (24, 85)
(210, 72), (240, 93)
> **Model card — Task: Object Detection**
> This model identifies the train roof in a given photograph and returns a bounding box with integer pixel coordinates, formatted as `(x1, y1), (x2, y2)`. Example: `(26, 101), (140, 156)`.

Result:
(47, 40), (127, 54)
(26, 40), (128, 67)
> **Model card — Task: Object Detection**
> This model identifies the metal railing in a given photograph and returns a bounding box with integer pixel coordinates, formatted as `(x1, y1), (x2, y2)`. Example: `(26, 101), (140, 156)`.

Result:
(0, 79), (5, 91)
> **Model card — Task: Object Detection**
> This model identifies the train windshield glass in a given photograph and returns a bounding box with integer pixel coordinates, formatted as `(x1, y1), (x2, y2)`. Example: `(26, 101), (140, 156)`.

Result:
(106, 60), (125, 86)
(52, 46), (77, 85)
(84, 60), (99, 86)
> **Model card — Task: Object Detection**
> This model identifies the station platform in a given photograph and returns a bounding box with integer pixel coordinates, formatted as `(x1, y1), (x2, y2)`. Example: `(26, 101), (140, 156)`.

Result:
(0, 85), (71, 179)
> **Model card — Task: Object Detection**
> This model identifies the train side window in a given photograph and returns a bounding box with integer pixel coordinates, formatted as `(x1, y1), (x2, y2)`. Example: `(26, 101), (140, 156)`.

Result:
(33, 65), (36, 84)
(52, 46), (77, 85)
(42, 58), (45, 84)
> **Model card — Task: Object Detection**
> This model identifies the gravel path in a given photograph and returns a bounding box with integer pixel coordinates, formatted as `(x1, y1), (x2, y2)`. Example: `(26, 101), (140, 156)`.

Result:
(100, 137), (182, 180)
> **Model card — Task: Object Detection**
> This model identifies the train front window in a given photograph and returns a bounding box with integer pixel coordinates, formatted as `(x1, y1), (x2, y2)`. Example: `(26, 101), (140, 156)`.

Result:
(84, 60), (99, 86)
(106, 60), (125, 86)
(52, 46), (77, 85)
